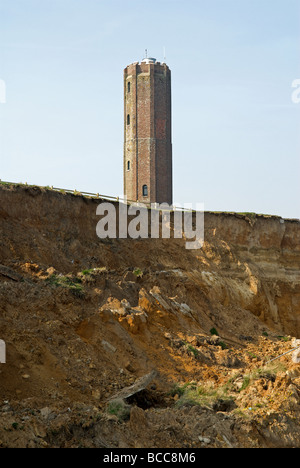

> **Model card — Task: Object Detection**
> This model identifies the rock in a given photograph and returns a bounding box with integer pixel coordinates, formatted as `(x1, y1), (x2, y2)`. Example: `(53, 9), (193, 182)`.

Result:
(292, 348), (300, 364)
(173, 302), (192, 315)
(186, 335), (199, 346)
(149, 287), (172, 312)
(138, 288), (157, 314)
(207, 335), (220, 346)
(112, 308), (127, 317)
(180, 303), (192, 314)
(92, 389), (101, 399)
(0, 264), (23, 281)
(221, 434), (233, 448)
(124, 361), (136, 373)
(124, 312), (148, 334)
(286, 368), (300, 380)
(101, 340), (116, 354)
(108, 370), (157, 402)
(22, 262), (40, 273)
(198, 436), (211, 444)
(99, 309), (115, 323)
(232, 376), (244, 391)
(46, 267), (56, 276)
(216, 350), (241, 368)
(129, 405), (148, 432)
(291, 338), (300, 347)
(123, 271), (137, 282)
(1, 404), (11, 413)
(32, 421), (47, 438)
(121, 299), (131, 312)
(40, 407), (52, 419)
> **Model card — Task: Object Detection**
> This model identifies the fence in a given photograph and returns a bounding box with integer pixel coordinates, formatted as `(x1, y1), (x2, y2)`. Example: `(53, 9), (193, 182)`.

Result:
(0, 179), (200, 213)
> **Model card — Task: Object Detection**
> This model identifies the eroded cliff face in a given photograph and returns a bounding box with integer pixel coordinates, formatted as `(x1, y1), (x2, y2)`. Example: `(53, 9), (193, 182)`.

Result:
(202, 213), (300, 336)
(0, 184), (300, 448)
(1, 184), (299, 337)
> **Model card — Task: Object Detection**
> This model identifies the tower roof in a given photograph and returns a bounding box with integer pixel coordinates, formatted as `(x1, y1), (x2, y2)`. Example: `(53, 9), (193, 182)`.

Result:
(141, 57), (156, 64)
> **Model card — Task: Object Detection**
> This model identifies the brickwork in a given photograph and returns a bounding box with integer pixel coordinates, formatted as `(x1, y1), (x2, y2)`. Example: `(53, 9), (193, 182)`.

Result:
(123, 59), (172, 204)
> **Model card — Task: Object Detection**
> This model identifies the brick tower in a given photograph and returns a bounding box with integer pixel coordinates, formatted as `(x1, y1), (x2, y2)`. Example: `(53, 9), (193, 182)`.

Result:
(123, 57), (172, 205)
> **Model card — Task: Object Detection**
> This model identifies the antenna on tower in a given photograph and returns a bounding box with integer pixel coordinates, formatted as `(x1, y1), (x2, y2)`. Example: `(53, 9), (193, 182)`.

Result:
(145, 48), (148, 59)
(163, 46), (166, 63)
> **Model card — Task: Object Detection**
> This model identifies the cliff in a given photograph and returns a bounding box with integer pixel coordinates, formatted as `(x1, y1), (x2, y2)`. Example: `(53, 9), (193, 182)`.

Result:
(0, 183), (300, 448)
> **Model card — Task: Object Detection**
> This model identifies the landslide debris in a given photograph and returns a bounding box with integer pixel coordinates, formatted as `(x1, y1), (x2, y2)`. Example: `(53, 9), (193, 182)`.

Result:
(0, 183), (300, 448)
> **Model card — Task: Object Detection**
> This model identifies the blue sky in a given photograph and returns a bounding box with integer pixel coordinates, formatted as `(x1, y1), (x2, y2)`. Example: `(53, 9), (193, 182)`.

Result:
(0, 0), (299, 218)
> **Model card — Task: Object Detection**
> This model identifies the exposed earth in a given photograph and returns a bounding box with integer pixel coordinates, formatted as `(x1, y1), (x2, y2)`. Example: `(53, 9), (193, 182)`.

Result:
(0, 183), (300, 448)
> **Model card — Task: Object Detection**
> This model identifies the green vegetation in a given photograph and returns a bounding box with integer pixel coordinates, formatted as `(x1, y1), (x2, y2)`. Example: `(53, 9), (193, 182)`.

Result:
(170, 360), (287, 412)
(210, 327), (219, 336)
(168, 382), (190, 398)
(81, 267), (107, 276)
(219, 341), (228, 350)
(133, 267), (143, 278)
(184, 342), (199, 358)
(252, 361), (287, 380)
(46, 274), (85, 298)
(234, 361), (287, 394)
(170, 381), (234, 410)
(0, 181), (12, 186)
(240, 376), (251, 392)
(106, 399), (130, 421)
(277, 336), (290, 342)
(237, 212), (257, 219)
(81, 268), (95, 275)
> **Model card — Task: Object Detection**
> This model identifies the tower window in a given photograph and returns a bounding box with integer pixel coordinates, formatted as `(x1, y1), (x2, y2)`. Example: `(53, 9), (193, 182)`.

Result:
(127, 161), (130, 171)
(142, 185), (148, 197)
(127, 114), (130, 125)
(127, 81), (131, 93)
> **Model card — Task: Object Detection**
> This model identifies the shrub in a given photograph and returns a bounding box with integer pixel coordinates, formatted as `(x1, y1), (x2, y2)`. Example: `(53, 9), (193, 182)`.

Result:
(171, 381), (234, 411)
(46, 274), (85, 298)
(106, 399), (130, 421)
(184, 342), (199, 358)
(133, 268), (143, 278)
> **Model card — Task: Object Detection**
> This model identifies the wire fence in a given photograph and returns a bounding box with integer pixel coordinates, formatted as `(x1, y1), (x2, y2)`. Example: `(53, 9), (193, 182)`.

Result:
(266, 346), (300, 364)
(0, 179), (201, 213)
